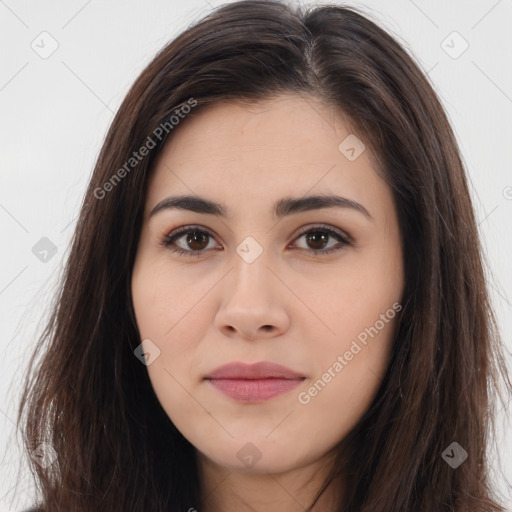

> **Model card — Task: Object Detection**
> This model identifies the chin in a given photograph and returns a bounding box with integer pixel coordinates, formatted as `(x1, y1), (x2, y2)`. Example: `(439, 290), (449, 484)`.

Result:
(198, 437), (316, 475)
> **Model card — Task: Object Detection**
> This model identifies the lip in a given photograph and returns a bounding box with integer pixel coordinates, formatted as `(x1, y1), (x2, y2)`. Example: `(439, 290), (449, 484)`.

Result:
(204, 361), (306, 403)
(205, 361), (305, 380)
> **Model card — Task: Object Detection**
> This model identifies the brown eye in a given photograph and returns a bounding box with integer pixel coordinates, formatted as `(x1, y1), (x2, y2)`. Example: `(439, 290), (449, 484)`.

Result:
(161, 226), (219, 257)
(185, 230), (210, 251)
(294, 226), (350, 255)
(304, 231), (330, 251)
(161, 224), (351, 258)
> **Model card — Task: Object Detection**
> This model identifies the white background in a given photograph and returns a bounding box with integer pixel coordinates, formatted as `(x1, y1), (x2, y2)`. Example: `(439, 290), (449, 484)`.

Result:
(1, 0), (511, 510)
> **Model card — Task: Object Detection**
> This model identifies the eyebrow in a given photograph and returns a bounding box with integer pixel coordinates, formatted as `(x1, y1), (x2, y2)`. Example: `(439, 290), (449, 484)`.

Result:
(149, 194), (373, 221)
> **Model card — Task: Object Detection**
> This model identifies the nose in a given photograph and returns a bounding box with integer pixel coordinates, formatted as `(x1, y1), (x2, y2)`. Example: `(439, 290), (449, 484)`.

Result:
(214, 249), (290, 341)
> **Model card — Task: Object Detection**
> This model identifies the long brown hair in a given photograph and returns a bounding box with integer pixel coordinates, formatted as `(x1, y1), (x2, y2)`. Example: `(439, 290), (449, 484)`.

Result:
(16, 1), (511, 510)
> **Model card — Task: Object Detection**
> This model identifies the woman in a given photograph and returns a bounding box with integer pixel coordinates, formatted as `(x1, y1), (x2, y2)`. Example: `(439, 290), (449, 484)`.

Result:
(17, 0), (511, 510)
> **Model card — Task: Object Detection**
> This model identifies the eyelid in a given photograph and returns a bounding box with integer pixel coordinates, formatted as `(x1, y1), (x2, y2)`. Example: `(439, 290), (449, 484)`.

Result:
(293, 223), (353, 244)
(160, 223), (353, 256)
(160, 224), (220, 245)
(158, 225), (222, 255)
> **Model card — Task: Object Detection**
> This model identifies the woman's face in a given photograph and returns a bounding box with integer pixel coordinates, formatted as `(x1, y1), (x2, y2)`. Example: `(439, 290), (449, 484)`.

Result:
(131, 93), (404, 476)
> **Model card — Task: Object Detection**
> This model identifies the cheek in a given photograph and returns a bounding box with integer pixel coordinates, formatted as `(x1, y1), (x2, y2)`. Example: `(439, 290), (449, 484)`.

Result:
(300, 313), (398, 439)
(131, 263), (207, 429)
(131, 256), (214, 389)
(308, 262), (402, 353)
(304, 260), (402, 418)
(131, 255), (209, 343)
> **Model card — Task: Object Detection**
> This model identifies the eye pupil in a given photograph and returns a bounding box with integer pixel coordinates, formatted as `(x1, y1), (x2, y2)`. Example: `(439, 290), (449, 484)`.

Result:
(187, 231), (209, 250)
(306, 231), (328, 250)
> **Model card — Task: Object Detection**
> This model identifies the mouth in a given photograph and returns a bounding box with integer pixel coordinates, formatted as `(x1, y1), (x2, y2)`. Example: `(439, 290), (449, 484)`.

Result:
(204, 361), (306, 403)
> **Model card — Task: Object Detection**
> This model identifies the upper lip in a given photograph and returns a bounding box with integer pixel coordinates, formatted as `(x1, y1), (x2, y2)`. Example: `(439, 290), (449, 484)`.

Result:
(205, 361), (305, 380)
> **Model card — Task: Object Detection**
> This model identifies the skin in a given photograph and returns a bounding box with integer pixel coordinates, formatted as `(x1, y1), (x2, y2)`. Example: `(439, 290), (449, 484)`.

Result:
(131, 93), (404, 511)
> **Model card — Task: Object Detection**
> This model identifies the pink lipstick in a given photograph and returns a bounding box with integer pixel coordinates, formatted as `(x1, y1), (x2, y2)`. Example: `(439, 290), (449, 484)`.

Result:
(204, 361), (305, 403)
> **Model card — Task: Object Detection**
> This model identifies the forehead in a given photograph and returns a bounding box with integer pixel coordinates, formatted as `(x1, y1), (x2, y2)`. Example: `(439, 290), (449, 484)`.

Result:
(155, 94), (355, 168)
(145, 94), (390, 220)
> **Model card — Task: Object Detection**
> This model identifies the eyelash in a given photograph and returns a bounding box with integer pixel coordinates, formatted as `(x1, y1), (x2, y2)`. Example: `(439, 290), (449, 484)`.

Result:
(159, 224), (352, 258)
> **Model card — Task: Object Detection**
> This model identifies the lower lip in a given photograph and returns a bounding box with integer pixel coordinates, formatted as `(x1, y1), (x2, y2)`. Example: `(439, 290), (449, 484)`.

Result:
(206, 378), (304, 403)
